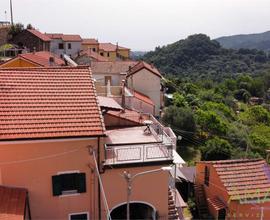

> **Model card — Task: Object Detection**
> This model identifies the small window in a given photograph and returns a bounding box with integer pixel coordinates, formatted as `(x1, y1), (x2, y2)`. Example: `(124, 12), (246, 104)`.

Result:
(204, 166), (210, 186)
(107, 52), (110, 57)
(92, 48), (96, 52)
(100, 52), (104, 56)
(69, 212), (88, 220)
(68, 43), (72, 49)
(52, 172), (86, 196)
(58, 43), (64, 49)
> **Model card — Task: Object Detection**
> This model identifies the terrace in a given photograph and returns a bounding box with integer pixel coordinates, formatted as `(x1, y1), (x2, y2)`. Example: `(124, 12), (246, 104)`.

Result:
(104, 115), (177, 166)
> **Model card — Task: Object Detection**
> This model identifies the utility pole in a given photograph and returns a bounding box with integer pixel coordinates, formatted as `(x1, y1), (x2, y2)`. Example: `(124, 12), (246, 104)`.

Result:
(10, 0), (13, 25)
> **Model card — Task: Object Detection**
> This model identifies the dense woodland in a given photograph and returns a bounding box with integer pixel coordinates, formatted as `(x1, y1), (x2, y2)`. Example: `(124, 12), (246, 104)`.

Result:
(142, 34), (270, 163)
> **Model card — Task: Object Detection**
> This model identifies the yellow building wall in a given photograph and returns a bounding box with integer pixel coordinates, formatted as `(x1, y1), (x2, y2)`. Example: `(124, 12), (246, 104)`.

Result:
(0, 58), (40, 68)
(82, 44), (99, 52)
(118, 49), (130, 59)
(99, 50), (116, 61)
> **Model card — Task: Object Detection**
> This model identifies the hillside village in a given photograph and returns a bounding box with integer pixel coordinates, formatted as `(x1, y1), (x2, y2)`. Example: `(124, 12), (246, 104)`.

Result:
(1, 19), (270, 220)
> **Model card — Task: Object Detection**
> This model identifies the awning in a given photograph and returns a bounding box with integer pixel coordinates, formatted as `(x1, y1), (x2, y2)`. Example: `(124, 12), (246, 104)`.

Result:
(173, 150), (185, 165)
(176, 166), (196, 183)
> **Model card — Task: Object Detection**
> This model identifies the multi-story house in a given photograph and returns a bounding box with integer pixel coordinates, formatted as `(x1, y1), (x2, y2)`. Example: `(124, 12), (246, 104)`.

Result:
(81, 38), (99, 52)
(46, 33), (82, 58)
(98, 43), (130, 61)
(0, 66), (184, 220)
(12, 29), (51, 52)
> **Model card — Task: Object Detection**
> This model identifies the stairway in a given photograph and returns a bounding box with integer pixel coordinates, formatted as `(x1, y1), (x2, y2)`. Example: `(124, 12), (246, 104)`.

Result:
(194, 184), (211, 219)
(168, 189), (181, 220)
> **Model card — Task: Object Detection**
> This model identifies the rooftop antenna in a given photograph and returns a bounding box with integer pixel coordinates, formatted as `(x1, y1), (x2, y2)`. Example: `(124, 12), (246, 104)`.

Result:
(10, 0), (14, 25)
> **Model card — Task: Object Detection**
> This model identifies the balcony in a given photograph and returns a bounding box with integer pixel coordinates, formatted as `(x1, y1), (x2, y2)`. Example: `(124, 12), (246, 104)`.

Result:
(103, 117), (176, 166)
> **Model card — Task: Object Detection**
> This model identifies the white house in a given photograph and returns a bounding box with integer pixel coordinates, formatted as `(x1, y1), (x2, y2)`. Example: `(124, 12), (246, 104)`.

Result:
(46, 33), (82, 58)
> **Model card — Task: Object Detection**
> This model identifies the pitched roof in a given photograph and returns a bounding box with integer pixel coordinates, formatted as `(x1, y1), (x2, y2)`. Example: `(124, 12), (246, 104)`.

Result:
(46, 33), (82, 42)
(27, 29), (51, 42)
(79, 50), (109, 62)
(98, 96), (123, 110)
(133, 90), (155, 106)
(91, 61), (137, 74)
(0, 186), (27, 220)
(201, 159), (270, 200)
(127, 61), (161, 78)
(99, 43), (130, 52)
(19, 51), (65, 67)
(82, 38), (99, 45)
(0, 66), (105, 140)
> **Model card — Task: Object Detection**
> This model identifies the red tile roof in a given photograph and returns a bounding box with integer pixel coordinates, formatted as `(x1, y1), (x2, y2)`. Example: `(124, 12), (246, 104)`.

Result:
(82, 38), (99, 45)
(46, 33), (82, 42)
(0, 66), (105, 140)
(91, 61), (137, 74)
(80, 50), (109, 62)
(0, 186), (27, 220)
(99, 43), (130, 52)
(106, 109), (146, 125)
(127, 61), (161, 78)
(0, 52), (65, 68)
(207, 197), (226, 211)
(203, 159), (270, 200)
(133, 90), (155, 106)
(27, 29), (51, 42)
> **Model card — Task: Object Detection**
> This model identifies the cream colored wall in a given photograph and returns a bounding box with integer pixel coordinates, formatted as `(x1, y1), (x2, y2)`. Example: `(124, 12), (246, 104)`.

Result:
(82, 44), (98, 52)
(128, 69), (161, 116)
(0, 138), (101, 220)
(99, 50), (116, 61)
(101, 165), (170, 219)
(118, 50), (130, 59)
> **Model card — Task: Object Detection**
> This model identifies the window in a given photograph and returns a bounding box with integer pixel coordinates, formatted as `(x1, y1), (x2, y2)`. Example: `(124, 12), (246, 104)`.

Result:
(52, 172), (86, 196)
(58, 43), (64, 49)
(107, 52), (110, 57)
(69, 212), (89, 220)
(100, 52), (104, 56)
(204, 166), (209, 186)
(92, 48), (96, 52)
(104, 76), (112, 85)
(68, 43), (72, 49)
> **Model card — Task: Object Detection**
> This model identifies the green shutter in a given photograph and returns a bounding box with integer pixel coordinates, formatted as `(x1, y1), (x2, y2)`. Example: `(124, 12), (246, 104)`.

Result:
(77, 173), (86, 193)
(52, 175), (62, 196)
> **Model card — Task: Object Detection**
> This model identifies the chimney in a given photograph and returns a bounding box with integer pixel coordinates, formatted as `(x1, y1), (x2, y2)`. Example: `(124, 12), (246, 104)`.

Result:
(49, 56), (55, 66)
(121, 79), (126, 112)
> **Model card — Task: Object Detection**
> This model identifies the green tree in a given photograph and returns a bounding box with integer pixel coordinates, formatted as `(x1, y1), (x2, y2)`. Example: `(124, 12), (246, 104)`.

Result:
(162, 106), (196, 132)
(201, 137), (233, 161)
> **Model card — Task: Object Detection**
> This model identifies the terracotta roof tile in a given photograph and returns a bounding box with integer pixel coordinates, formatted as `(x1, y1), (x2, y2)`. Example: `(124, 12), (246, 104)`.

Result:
(46, 33), (82, 42)
(27, 29), (51, 42)
(99, 43), (130, 52)
(0, 66), (105, 140)
(127, 61), (161, 78)
(202, 159), (270, 200)
(80, 50), (109, 62)
(0, 186), (27, 220)
(133, 90), (155, 106)
(82, 38), (99, 45)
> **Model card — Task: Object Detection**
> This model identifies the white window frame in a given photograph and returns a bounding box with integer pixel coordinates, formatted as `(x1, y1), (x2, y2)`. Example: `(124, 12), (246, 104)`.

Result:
(69, 212), (89, 220)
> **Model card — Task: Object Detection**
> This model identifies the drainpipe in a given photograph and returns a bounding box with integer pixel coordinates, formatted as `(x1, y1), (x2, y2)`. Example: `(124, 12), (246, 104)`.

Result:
(121, 80), (126, 112)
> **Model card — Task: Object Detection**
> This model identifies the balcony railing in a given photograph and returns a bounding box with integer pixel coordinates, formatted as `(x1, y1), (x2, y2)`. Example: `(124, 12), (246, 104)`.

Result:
(104, 143), (173, 165)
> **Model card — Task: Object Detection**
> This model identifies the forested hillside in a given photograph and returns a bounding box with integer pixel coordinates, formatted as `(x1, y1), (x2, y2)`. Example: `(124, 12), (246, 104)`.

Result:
(216, 31), (270, 52)
(142, 34), (270, 80)
(142, 34), (270, 163)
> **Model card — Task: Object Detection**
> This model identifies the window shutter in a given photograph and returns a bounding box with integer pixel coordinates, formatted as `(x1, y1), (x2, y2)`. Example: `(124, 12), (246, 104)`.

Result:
(52, 175), (62, 196)
(77, 173), (86, 193)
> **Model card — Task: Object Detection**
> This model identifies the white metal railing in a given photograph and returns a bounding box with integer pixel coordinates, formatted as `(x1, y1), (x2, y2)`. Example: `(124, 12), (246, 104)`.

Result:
(104, 143), (173, 165)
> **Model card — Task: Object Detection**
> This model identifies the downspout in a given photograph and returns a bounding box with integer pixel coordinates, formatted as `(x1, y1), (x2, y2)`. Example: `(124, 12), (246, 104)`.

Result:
(98, 137), (101, 220)
(26, 192), (32, 220)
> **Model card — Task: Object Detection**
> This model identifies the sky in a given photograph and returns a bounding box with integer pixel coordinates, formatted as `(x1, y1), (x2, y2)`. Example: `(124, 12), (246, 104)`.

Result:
(1, 0), (270, 51)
